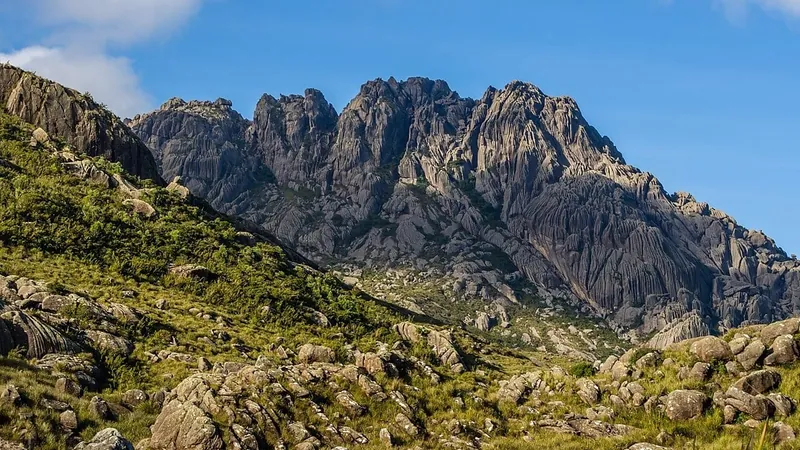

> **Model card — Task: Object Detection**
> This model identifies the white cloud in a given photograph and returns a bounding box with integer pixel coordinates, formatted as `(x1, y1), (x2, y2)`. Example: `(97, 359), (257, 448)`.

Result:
(2, 0), (203, 118)
(716, 0), (800, 18)
(37, 0), (203, 45)
(0, 46), (151, 118)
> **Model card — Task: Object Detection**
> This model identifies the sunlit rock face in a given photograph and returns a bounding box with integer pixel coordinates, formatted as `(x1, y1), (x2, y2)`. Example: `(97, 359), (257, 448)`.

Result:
(131, 76), (800, 344)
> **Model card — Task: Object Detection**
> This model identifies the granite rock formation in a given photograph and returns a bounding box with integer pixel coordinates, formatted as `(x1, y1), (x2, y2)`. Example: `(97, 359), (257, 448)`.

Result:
(0, 65), (161, 182)
(131, 77), (800, 345)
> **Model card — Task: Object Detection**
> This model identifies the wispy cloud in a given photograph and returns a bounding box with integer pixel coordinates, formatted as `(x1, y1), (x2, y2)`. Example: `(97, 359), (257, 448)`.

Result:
(1, 0), (203, 118)
(0, 46), (152, 115)
(716, 0), (800, 19)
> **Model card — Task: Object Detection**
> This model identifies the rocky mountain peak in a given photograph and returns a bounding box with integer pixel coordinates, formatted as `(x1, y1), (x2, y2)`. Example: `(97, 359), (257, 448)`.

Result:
(132, 76), (800, 348)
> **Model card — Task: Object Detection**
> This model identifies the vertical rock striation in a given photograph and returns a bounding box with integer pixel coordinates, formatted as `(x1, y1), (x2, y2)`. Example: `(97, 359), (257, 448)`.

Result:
(130, 77), (800, 344)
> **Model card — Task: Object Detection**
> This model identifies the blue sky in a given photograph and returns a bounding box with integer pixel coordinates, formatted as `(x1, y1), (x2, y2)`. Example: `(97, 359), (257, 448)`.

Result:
(1, 0), (798, 255)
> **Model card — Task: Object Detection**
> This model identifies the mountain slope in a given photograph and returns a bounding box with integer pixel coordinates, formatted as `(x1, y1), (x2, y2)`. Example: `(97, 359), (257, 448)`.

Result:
(0, 64), (161, 182)
(131, 77), (800, 347)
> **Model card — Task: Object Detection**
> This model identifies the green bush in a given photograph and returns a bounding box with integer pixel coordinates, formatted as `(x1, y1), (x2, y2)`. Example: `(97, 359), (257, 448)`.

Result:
(568, 361), (596, 378)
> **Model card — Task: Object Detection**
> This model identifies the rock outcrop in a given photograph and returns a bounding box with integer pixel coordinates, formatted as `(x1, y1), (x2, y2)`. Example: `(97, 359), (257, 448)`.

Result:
(131, 77), (800, 340)
(0, 65), (161, 181)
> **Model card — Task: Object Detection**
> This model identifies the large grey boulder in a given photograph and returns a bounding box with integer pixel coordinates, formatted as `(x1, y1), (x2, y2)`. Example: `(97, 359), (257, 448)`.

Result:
(297, 344), (336, 364)
(576, 379), (600, 405)
(760, 318), (800, 346)
(724, 387), (774, 420)
(148, 399), (223, 450)
(1, 310), (82, 358)
(690, 336), (732, 363)
(732, 370), (781, 395)
(427, 329), (463, 368)
(764, 335), (799, 366)
(737, 340), (766, 370)
(664, 390), (706, 420)
(85, 330), (134, 357)
(75, 428), (134, 450)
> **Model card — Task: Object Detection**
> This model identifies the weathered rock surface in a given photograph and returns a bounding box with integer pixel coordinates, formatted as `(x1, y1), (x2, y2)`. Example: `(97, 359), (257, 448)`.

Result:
(690, 336), (732, 363)
(297, 344), (335, 364)
(760, 318), (800, 346)
(764, 335), (799, 366)
(0, 65), (160, 181)
(732, 370), (781, 395)
(664, 390), (706, 420)
(75, 428), (134, 450)
(737, 340), (766, 370)
(131, 77), (800, 339)
(724, 387), (774, 420)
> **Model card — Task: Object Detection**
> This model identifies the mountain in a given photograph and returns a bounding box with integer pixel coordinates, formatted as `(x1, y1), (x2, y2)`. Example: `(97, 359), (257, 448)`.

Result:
(131, 77), (800, 348)
(0, 64), (161, 182)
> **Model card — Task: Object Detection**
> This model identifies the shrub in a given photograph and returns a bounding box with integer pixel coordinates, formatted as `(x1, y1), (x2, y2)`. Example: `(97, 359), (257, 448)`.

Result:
(569, 361), (596, 378)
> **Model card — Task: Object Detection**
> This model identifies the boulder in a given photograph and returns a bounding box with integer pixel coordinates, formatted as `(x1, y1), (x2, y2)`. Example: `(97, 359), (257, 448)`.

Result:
(395, 413), (419, 436)
(688, 362), (711, 381)
(75, 428), (134, 450)
(62, 160), (112, 188)
(664, 390), (706, 420)
(576, 379), (600, 405)
(732, 370), (781, 395)
(724, 387), (774, 420)
(148, 399), (224, 450)
(598, 355), (618, 374)
(728, 336), (749, 355)
(122, 199), (156, 218)
(393, 322), (421, 343)
(379, 428), (393, 446)
(297, 344), (335, 364)
(60, 410), (78, 430)
(767, 393), (796, 417)
(31, 127), (50, 146)
(168, 265), (217, 281)
(37, 354), (102, 390)
(0, 384), (20, 406)
(2, 310), (82, 358)
(736, 340), (766, 370)
(335, 391), (365, 416)
(627, 444), (671, 450)
(764, 335), (799, 366)
(723, 404), (737, 424)
(122, 389), (148, 408)
(689, 336), (732, 363)
(497, 372), (542, 405)
(635, 352), (660, 369)
(773, 421), (797, 445)
(427, 329), (463, 368)
(85, 330), (134, 356)
(167, 177), (192, 200)
(56, 377), (83, 397)
(760, 318), (800, 346)
(89, 396), (112, 420)
(197, 357), (212, 372)
(611, 360), (631, 381)
(474, 312), (492, 331)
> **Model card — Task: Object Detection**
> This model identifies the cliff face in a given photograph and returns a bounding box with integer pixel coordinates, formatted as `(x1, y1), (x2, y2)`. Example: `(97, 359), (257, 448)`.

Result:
(0, 64), (161, 182)
(130, 76), (800, 346)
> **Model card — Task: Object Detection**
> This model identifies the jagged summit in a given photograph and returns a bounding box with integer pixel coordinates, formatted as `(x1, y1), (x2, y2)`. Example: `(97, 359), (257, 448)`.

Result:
(131, 76), (800, 349)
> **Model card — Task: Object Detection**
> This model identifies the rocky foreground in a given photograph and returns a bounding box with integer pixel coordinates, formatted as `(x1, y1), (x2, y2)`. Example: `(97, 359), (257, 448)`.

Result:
(3, 262), (800, 449)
